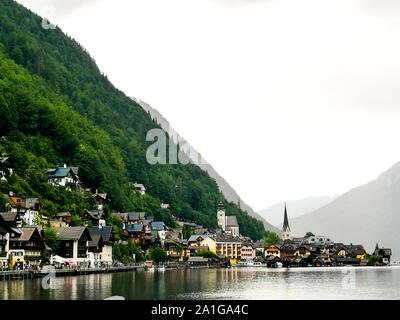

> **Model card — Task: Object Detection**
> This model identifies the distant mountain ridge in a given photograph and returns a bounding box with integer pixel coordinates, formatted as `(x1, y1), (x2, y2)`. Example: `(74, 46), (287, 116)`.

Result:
(133, 97), (279, 234)
(258, 195), (338, 227)
(290, 162), (400, 257)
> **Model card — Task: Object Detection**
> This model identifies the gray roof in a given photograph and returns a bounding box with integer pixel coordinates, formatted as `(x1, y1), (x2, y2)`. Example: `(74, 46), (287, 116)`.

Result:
(216, 235), (242, 243)
(0, 212), (18, 222)
(127, 212), (146, 221)
(88, 234), (103, 247)
(54, 227), (91, 241)
(126, 224), (143, 233)
(225, 216), (238, 227)
(46, 167), (78, 178)
(9, 227), (37, 242)
(151, 221), (165, 231)
(90, 226), (113, 243)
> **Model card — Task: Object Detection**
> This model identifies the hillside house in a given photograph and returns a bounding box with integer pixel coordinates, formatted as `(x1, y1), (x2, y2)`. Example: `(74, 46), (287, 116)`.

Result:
(134, 182), (146, 195)
(93, 190), (108, 211)
(45, 165), (80, 190)
(0, 157), (12, 181)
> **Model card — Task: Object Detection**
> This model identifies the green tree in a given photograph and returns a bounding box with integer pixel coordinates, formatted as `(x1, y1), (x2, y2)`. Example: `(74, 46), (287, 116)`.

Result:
(304, 232), (315, 238)
(43, 227), (59, 251)
(194, 250), (219, 260)
(150, 247), (167, 265)
(264, 232), (281, 247)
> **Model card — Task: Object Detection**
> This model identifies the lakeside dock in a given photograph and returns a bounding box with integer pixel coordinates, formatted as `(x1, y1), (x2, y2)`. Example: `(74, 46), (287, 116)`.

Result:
(0, 265), (144, 281)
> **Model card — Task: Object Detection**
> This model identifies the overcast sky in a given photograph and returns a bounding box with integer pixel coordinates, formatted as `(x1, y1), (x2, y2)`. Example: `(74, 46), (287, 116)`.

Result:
(16, 0), (400, 211)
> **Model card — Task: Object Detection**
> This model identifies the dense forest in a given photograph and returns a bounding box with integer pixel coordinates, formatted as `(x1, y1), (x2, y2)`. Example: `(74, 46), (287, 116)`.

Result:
(0, 0), (268, 240)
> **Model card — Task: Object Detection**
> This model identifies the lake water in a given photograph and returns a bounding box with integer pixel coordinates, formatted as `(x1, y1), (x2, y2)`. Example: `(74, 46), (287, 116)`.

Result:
(1, 266), (400, 300)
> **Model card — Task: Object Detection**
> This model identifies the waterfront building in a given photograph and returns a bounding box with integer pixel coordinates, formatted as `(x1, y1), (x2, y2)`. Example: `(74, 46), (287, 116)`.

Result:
(337, 244), (366, 259)
(373, 243), (392, 264)
(188, 235), (217, 254)
(253, 239), (265, 254)
(88, 234), (105, 268)
(90, 226), (113, 266)
(54, 227), (92, 267)
(215, 235), (242, 264)
(279, 240), (296, 265)
(265, 244), (281, 257)
(294, 245), (312, 258)
(0, 215), (12, 269)
(241, 242), (256, 260)
(8, 227), (44, 269)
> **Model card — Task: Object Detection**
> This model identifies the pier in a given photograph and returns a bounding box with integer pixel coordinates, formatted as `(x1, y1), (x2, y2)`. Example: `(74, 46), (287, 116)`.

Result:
(0, 265), (144, 281)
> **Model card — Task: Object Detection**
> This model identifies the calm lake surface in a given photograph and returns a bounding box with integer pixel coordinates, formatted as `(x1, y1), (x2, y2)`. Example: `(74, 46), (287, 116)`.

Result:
(1, 266), (400, 300)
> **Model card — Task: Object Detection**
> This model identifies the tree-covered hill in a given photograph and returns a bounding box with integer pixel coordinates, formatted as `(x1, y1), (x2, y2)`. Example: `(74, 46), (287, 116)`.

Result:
(0, 0), (268, 240)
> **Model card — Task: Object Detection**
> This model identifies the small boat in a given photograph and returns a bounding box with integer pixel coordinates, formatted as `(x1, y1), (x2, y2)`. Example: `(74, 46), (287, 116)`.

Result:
(144, 260), (155, 271)
(157, 265), (166, 271)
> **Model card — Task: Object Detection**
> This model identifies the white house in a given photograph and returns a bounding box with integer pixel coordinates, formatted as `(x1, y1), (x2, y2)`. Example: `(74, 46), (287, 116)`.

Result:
(89, 226), (113, 267)
(134, 182), (146, 195)
(45, 165), (80, 190)
(54, 227), (92, 267)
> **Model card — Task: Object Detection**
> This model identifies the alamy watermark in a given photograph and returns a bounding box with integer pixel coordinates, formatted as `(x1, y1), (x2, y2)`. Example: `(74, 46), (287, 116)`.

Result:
(146, 128), (209, 166)
(41, 266), (56, 290)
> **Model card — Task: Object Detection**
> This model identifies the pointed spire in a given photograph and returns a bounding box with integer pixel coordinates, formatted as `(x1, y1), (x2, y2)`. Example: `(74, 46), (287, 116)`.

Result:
(283, 202), (290, 232)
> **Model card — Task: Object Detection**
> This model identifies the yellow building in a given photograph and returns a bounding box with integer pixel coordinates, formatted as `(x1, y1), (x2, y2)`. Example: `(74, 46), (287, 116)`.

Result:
(200, 237), (217, 254)
(216, 236), (242, 264)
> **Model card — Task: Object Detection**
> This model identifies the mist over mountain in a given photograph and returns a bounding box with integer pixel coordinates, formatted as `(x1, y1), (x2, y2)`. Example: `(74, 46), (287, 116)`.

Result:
(290, 162), (400, 257)
(133, 98), (279, 234)
(259, 195), (338, 227)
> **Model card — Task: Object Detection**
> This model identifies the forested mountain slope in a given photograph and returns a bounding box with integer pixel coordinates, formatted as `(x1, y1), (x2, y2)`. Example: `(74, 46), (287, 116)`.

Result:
(0, 0), (268, 240)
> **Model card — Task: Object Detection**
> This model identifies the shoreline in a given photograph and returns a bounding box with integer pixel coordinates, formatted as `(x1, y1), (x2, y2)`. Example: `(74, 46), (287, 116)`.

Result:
(1, 263), (397, 282)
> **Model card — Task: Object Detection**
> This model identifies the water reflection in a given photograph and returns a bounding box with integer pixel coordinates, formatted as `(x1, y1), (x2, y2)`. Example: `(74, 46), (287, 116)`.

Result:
(0, 266), (399, 300)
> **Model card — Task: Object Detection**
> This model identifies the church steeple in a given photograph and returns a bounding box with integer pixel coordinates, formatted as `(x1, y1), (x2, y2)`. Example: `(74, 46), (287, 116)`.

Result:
(282, 202), (292, 241)
(283, 202), (290, 232)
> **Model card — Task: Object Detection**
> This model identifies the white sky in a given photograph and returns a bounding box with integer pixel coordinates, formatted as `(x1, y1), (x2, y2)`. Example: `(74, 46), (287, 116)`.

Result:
(16, 0), (400, 210)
